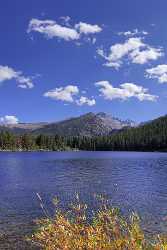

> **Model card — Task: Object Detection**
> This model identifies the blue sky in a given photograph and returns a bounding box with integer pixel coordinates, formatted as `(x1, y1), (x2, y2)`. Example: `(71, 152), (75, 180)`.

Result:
(0, 0), (167, 124)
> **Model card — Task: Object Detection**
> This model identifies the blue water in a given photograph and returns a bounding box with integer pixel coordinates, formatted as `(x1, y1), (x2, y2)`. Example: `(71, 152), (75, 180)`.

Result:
(1, 151), (167, 245)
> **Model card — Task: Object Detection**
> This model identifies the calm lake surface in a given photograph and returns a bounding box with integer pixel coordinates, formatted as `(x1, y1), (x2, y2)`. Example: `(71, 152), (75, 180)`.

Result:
(1, 151), (167, 248)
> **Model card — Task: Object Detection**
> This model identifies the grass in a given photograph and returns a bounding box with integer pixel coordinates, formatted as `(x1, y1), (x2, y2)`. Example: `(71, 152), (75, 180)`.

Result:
(30, 194), (167, 250)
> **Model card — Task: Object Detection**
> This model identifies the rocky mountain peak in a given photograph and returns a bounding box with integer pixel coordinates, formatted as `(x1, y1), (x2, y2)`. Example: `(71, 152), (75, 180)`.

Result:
(0, 112), (137, 137)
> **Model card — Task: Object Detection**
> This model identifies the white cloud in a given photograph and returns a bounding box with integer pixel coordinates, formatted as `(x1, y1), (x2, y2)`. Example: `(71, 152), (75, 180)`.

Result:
(76, 96), (96, 106)
(0, 66), (18, 82)
(118, 29), (148, 37)
(146, 64), (167, 83)
(60, 16), (71, 26)
(44, 85), (96, 106)
(130, 47), (162, 64)
(95, 81), (158, 101)
(0, 115), (19, 125)
(28, 18), (102, 42)
(44, 85), (79, 102)
(0, 65), (34, 89)
(75, 22), (102, 35)
(28, 19), (79, 41)
(16, 75), (34, 89)
(97, 37), (163, 69)
(92, 38), (96, 44)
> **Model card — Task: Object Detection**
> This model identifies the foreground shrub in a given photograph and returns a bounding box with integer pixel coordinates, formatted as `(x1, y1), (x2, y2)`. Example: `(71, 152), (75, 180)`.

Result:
(31, 194), (167, 250)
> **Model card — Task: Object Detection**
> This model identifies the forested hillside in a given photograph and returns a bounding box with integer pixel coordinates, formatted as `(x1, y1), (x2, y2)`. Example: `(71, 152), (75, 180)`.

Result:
(93, 115), (167, 151)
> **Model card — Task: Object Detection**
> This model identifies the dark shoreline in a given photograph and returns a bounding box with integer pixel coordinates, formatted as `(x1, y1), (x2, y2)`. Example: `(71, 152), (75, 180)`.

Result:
(0, 149), (167, 153)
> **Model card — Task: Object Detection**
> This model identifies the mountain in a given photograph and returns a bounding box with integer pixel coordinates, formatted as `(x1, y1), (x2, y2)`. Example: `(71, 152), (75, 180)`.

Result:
(0, 123), (48, 134)
(0, 112), (136, 137)
(32, 112), (137, 137)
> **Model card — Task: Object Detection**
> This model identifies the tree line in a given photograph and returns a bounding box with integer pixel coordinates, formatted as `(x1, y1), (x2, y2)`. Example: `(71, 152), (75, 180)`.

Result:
(0, 132), (68, 151)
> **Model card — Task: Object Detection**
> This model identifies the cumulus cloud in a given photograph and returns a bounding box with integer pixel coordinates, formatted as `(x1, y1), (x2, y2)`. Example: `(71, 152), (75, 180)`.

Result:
(28, 19), (80, 41)
(44, 85), (96, 106)
(44, 85), (79, 102)
(28, 18), (102, 42)
(95, 81), (158, 101)
(97, 37), (163, 69)
(118, 29), (148, 37)
(76, 96), (96, 106)
(146, 64), (167, 83)
(75, 22), (102, 35)
(0, 115), (19, 125)
(0, 65), (34, 89)
(0, 66), (18, 82)
(130, 47), (162, 64)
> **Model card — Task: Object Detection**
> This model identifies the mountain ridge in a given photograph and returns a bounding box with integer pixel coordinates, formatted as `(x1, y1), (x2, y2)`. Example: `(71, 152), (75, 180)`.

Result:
(0, 112), (137, 136)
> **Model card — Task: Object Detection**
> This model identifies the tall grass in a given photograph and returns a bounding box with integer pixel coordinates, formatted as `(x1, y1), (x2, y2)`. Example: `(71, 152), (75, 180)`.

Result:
(30, 194), (167, 250)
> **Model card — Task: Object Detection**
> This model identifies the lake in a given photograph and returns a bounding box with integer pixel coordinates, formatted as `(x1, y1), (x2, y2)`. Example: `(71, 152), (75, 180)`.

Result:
(1, 151), (167, 249)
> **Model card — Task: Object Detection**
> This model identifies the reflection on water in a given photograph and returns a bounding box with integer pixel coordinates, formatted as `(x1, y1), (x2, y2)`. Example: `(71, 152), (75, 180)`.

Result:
(1, 151), (167, 248)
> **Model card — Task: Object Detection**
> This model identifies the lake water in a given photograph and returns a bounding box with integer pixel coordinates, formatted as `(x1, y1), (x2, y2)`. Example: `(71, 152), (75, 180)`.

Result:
(1, 151), (167, 248)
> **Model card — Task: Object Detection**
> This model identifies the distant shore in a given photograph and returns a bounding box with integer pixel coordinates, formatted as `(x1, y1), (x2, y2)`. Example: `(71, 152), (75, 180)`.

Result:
(0, 148), (80, 152)
(0, 149), (167, 153)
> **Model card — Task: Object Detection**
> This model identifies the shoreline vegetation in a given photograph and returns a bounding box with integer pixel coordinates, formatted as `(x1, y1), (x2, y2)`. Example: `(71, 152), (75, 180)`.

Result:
(29, 195), (167, 250)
